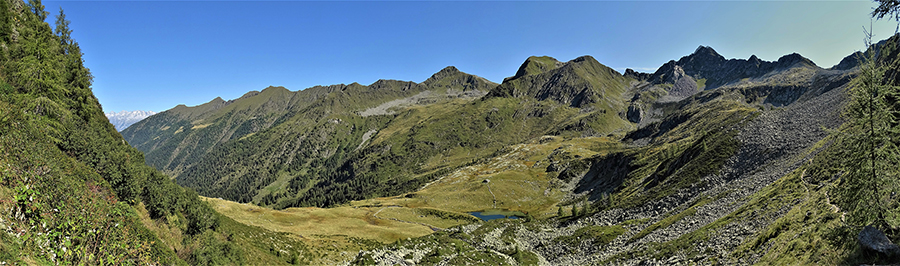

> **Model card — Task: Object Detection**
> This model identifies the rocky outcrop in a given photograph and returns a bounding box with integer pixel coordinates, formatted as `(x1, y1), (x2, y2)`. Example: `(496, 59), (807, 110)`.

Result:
(423, 66), (497, 92)
(648, 46), (819, 90)
(858, 226), (900, 257)
(626, 104), (643, 123)
(624, 68), (652, 81)
(832, 51), (863, 70)
(650, 62), (699, 100)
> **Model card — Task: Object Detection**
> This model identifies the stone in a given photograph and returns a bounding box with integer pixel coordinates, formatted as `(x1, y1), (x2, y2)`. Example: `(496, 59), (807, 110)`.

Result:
(627, 105), (643, 123)
(858, 226), (900, 257)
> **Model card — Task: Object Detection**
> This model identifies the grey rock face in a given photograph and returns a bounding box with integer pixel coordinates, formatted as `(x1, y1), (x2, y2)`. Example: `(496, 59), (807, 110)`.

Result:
(831, 51), (863, 70)
(624, 68), (652, 81)
(858, 226), (900, 257)
(626, 104), (643, 123)
(648, 46), (818, 91)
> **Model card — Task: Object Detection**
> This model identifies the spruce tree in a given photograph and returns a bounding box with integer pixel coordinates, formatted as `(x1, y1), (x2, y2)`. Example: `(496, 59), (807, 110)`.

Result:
(838, 28), (900, 228)
(28, 0), (48, 21)
(582, 197), (591, 215)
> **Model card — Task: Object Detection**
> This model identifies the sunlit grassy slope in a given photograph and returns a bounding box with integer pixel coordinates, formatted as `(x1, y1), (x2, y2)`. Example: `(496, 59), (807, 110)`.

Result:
(206, 136), (620, 258)
(124, 54), (634, 211)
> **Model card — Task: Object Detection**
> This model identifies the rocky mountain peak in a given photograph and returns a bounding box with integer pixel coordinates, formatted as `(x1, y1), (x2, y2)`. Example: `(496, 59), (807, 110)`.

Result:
(488, 55), (626, 108)
(505, 56), (563, 82)
(748, 54), (762, 65)
(423, 66), (461, 84)
(642, 46), (822, 91)
(624, 68), (652, 81)
(571, 55), (595, 63)
(687, 45), (727, 63)
(422, 66), (497, 91)
(832, 51), (864, 70)
(432, 66), (460, 77)
(649, 60), (678, 84)
(775, 53), (816, 68)
(675, 46), (727, 74)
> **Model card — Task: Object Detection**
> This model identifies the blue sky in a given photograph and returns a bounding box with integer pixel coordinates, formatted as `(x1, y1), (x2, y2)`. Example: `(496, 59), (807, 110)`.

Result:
(44, 0), (898, 113)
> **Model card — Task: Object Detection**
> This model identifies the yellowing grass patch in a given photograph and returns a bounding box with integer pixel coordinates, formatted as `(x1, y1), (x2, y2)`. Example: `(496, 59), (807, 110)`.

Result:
(204, 197), (434, 243)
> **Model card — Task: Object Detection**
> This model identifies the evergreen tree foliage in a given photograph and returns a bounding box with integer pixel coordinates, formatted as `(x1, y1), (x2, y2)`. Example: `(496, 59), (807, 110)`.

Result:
(837, 29), (900, 229)
(874, 0), (900, 23)
(582, 197), (591, 215)
(0, 1), (263, 264)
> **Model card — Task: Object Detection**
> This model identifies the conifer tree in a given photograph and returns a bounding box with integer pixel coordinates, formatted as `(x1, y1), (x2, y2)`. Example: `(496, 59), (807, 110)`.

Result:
(28, 0), (47, 21)
(558, 206), (564, 217)
(582, 197), (591, 215)
(838, 28), (900, 228)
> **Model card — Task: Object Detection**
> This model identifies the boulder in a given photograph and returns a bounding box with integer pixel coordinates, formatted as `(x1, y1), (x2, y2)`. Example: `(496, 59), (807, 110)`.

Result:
(627, 105), (643, 123)
(858, 226), (900, 257)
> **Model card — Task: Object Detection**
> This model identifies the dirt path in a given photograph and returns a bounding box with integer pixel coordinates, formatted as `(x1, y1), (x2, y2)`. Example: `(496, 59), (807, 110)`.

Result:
(486, 183), (497, 208)
(823, 189), (846, 222)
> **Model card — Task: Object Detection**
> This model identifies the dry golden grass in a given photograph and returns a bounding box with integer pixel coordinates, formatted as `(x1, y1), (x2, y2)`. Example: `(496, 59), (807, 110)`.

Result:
(374, 207), (471, 229)
(191, 123), (212, 130)
(204, 197), (434, 243)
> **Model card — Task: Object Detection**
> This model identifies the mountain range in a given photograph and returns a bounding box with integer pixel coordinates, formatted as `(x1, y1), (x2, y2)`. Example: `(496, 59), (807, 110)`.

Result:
(104, 110), (156, 131)
(3, 0), (899, 263)
(124, 43), (839, 210)
(119, 32), (900, 264)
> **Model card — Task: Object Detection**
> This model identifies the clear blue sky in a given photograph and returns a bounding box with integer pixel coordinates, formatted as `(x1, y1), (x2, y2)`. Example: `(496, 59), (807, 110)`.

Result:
(44, 0), (898, 113)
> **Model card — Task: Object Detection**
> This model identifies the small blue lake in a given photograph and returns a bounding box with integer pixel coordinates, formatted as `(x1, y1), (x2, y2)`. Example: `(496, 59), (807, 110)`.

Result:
(469, 210), (525, 221)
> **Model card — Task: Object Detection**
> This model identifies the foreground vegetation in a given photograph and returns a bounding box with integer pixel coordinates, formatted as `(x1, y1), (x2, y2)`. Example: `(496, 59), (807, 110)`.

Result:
(0, 0), (314, 264)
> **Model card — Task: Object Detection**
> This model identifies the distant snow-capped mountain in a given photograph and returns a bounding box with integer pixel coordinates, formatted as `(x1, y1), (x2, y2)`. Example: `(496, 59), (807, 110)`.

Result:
(105, 110), (157, 131)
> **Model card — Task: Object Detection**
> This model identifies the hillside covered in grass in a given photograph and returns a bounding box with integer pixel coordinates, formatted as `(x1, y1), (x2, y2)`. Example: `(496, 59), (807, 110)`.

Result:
(123, 54), (638, 209)
(0, 0), (329, 264)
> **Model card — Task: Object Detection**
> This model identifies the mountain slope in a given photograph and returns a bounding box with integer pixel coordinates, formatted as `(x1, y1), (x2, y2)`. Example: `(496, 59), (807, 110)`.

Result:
(0, 1), (318, 264)
(350, 37), (900, 266)
(124, 56), (637, 208)
(123, 68), (498, 205)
